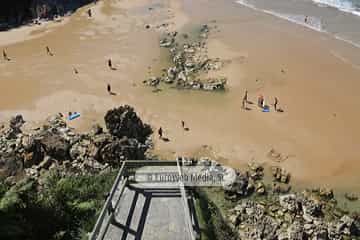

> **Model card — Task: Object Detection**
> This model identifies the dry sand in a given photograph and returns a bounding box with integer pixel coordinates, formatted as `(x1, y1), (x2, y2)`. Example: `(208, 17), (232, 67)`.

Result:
(0, 0), (359, 192)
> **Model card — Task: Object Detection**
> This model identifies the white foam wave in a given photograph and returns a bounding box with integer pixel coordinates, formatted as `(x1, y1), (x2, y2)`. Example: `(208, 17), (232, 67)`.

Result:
(236, 0), (323, 32)
(236, 0), (360, 49)
(312, 0), (360, 16)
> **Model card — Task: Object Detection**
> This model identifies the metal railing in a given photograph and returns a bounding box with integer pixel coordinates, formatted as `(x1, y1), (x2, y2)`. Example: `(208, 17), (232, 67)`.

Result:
(89, 161), (127, 240)
(176, 158), (199, 240)
(89, 160), (198, 240)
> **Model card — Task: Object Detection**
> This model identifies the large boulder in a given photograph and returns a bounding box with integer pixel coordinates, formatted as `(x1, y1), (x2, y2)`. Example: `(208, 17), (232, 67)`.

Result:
(222, 167), (250, 196)
(99, 137), (147, 166)
(104, 105), (152, 143)
(0, 152), (24, 179)
(39, 132), (70, 160)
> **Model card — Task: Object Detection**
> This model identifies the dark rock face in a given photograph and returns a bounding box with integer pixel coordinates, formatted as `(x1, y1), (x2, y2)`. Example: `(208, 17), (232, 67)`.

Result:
(0, 105), (153, 180)
(99, 137), (148, 166)
(104, 105), (153, 143)
(0, 152), (24, 179)
(39, 131), (70, 160)
(0, 0), (94, 30)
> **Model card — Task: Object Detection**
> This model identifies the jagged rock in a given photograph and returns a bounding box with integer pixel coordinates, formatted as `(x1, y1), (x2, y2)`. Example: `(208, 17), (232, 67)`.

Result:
(222, 168), (250, 196)
(279, 194), (300, 212)
(9, 115), (25, 131)
(39, 132), (70, 160)
(146, 25), (227, 92)
(90, 124), (103, 136)
(159, 37), (174, 47)
(0, 152), (24, 179)
(255, 182), (266, 195)
(302, 198), (322, 221)
(104, 105), (153, 143)
(143, 77), (160, 86)
(99, 137), (147, 166)
(202, 78), (227, 91)
(23, 138), (44, 167)
(38, 156), (54, 170)
(336, 215), (357, 236)
(272, 166), (291, 184)
(319, 188), (334, 199)
(344, 193), (358, 201)
(288, 221), (304, 240)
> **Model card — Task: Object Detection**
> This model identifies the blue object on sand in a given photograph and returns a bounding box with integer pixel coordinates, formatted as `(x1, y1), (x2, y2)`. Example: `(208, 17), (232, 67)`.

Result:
(68, 112), (81, 120)
(262, 108), (270, 112)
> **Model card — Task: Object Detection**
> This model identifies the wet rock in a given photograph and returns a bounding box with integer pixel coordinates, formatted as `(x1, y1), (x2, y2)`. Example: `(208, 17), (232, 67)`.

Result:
(222, 168), (247, 195)
(272, 166), (291, 184)
(104, 105), (153, 143)
(143, 77), (160, 87)
(279, 194), (300, 212)
(287, 221), (304, 240)
(344, 193), (358, 201)
(319, 188), (334, 199)
(160, 37), (174, 47)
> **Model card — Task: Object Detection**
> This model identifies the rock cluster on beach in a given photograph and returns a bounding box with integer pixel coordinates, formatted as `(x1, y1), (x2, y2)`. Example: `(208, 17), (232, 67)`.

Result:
(0, 105), (153, 184)
(143, 24), (227, 91)
(191, 157), (360, 240)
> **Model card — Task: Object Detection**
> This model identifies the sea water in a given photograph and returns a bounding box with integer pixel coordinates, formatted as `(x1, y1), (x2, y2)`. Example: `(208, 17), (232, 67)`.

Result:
(236, 0), (360, 48)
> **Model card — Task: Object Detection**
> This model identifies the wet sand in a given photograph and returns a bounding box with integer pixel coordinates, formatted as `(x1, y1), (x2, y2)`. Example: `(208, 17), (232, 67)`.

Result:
(0, 0), (360, 193)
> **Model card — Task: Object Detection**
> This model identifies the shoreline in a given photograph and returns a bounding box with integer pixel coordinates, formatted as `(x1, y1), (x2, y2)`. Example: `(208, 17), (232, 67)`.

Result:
(0, 0), (359, 194)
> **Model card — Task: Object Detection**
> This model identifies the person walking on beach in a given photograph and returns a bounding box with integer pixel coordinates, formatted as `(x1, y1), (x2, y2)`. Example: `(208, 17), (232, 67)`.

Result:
(181, 120), (185, 129)
(3, 50), (9, 61)
(305, 16), (308, 24)
(107, 84), (111, 94)
(87, 9), (92, 18)
(158, 127), (163, 139)
(274, 97), (279, 111)
(46, 46), (53, 56)
(242, 90), (248, 109)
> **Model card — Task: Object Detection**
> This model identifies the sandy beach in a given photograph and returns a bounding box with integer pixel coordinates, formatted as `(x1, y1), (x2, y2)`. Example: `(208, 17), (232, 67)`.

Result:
(1, 0), (360, 193)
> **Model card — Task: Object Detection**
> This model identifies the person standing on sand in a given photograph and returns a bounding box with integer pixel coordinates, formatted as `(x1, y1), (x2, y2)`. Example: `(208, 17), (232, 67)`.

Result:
(258, 95), (264, 108)
(46, 46), (53, 56)
(107, 84), (111, 94)
(181, 120), (185, 129)
(242, 90), (248, 109)
(3, 50), (10, 61)
(108, 59), (112, 69)
(274, 97), (279, 111)
(305, 16), (308, 24)
(158, 127), (163, 139)
(243, 90), (248, 103)
(87, 9), (92, 18)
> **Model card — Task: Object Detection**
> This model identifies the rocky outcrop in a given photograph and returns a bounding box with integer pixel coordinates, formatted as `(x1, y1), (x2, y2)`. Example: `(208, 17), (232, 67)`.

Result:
(0, 0), (94, 30)
(144, 24), (227, 91)
(104, 105), (153, 143)
(0, 105), (153, 181)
